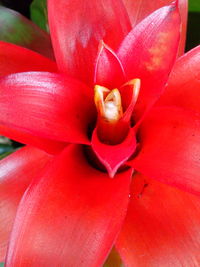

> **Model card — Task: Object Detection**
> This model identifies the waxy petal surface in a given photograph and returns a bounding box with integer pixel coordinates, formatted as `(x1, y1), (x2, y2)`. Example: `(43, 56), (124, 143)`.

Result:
(117, 4), (180, 120)
(0, 146), (51, 261)
(6, 145), (132, 266)
(157, 45), (200, 113)
(0, 72), (95, 145)
(94, 42), (125, 88)
(0, 42), (57, 76)
(120, 79), (141, 122)
(0, 6), (54, 59)
(130, 107), (200, 196)
(0, 124), (66, 155)
(116, 173), (200, 266)
(48, 0), (131, 85)
(122, 0), (187, 55)
(92, 127), (136, 177)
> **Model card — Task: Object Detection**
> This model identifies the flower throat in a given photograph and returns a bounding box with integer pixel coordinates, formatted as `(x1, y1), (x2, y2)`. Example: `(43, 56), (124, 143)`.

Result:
(94, 79), (141, 145)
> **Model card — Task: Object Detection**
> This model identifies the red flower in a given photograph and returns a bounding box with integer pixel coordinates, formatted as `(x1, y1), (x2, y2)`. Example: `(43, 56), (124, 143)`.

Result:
(1, 0), (200, 266)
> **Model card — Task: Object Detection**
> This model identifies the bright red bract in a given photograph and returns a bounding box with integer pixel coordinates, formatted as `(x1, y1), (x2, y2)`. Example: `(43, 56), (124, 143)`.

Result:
(1, 0), (200, 266)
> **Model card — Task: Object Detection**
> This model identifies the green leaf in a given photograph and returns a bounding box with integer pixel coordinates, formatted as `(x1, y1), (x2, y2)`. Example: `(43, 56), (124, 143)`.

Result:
(0, 263), (4, 267)
(0, 5), (54, 59)
(189, 0), (200, 12)
(0, 5), (36, 45)
(0, 136), (14, 158)
(0, 150), (14, 160)
(30, 0), (48, 32)
(0, 144), (13, 154)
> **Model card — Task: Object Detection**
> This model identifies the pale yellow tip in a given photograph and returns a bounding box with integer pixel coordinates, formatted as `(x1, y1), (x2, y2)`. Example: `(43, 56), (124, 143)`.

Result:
(94, 85), (123, 123)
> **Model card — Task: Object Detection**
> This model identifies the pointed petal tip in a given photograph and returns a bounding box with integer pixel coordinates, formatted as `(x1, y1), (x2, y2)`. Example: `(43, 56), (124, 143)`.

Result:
(98, 40), (106, 50)
(48, 0), (131, 85)
(172, 0), (179, 8)
(94, 41), (126, 88)
(105, 162), (122, 178)
(107, 166), (134, 179)
(91, 127), (137, 177)
(117, 2), (181, 120)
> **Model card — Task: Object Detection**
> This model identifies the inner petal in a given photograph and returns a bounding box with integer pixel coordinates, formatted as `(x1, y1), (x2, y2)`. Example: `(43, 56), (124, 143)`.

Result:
(94, 79), (140, 145)
(89, 79), (141, 177)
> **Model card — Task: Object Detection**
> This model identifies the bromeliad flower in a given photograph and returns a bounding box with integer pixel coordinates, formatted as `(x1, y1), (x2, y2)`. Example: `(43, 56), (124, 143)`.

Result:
(1, 0), (200, 266)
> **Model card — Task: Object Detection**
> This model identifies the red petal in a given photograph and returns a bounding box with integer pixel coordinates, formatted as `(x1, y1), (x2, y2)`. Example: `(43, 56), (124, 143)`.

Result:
(0, 6), (54, 59)
(48, 0), (131, 85)
(0, 41), (57, 76)
(0, 125), (66, 155)
(157, 45), (200, 113)
(6, 145), (132, 266)
(117, 4), (180, 120)
(91, 127), (136, 177)
(120, 78), (141, 122)
(0, 72), (95, 145)
(116, 173), (200, 266)
(0, 146), (51, 262)
(130, 107), (200, 196)
(94, 41), (126, 88)
(122, 0), (187, 55)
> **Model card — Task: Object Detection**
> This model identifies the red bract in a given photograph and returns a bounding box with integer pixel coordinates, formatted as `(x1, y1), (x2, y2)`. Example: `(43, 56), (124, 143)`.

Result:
(1, 0), (200, 266)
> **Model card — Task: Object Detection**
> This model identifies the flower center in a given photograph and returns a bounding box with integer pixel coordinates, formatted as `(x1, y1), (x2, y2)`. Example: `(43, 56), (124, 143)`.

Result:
(94, 79), (141, 145)
(94, 86), (123, 122)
